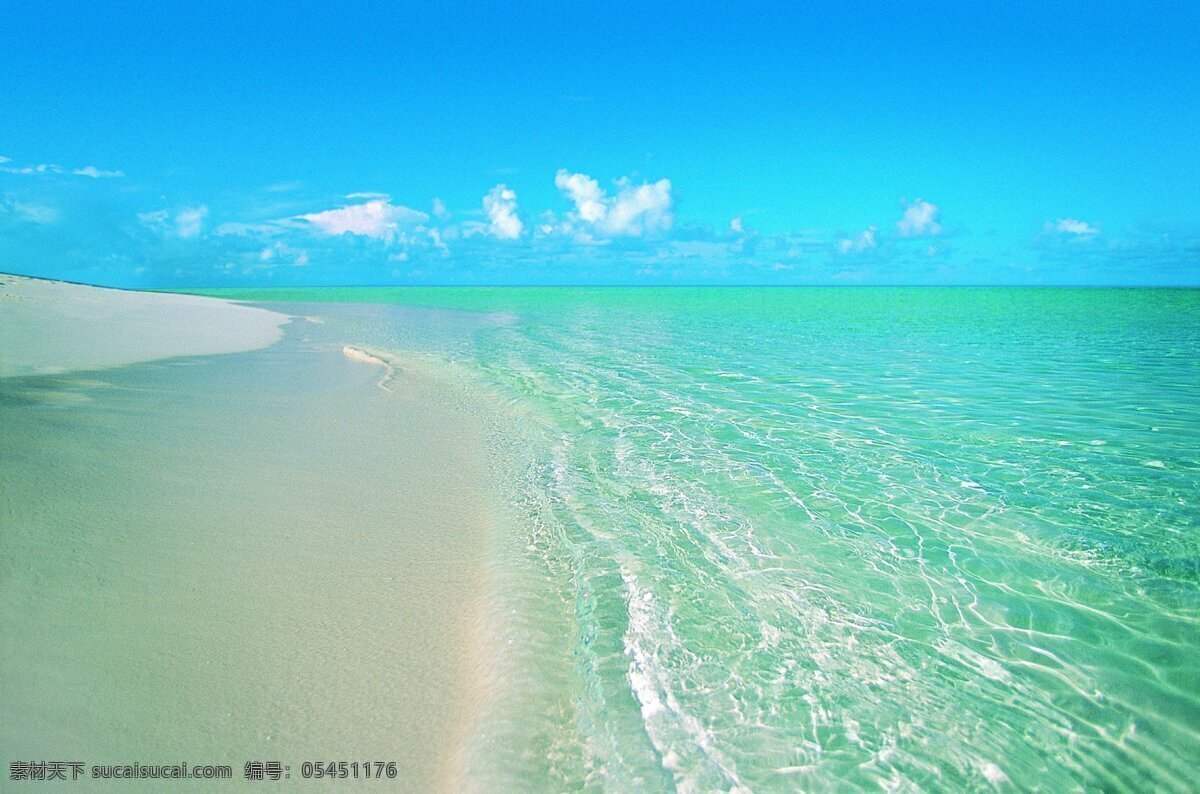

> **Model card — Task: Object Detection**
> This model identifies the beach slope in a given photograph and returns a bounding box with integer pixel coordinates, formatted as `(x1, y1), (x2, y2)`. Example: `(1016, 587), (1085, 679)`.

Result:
(1, 280), (496, 790)
(0, 274), (287, 377)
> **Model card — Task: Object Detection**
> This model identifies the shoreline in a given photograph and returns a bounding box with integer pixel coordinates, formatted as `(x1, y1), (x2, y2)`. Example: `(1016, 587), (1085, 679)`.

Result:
(0, 274), (288, 378)
(1, 278), (502, 789)
(8, 279), (1197, 788)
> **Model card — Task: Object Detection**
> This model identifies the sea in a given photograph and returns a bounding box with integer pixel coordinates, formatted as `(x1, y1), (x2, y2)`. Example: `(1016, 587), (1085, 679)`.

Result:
(181, 287), (1200, 789)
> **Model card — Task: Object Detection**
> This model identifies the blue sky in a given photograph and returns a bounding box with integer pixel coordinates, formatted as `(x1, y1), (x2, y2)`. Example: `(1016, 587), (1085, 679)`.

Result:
(1, 1), (1197, 286)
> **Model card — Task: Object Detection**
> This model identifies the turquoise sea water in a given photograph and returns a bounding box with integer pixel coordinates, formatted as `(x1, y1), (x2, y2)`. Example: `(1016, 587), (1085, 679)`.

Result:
(205, 287), (1200, 791)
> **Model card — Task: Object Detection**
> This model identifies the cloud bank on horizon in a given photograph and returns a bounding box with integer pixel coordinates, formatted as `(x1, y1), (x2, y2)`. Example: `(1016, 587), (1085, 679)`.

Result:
(0, 2), (1197, 286)
(1, 154), (1194, 287)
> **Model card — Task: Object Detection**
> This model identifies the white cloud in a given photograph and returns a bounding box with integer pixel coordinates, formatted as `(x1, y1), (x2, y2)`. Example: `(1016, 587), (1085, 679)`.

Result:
(73, 165), (125, 178)
(896, 199), (941, 237)
(730, 216), (744, 234)
(175, 205), (208, 238)
(345, 192), (390, 200)
(432, 197), (449, 220)
(483, 184), (523, 239)
(137, 205), (209, 238)
(259, 241), (309, 266)
(1049, 218), (1099, 236)
(2, 198), (59, 224)
(214, 221), (284, 237)
(297, 199), (428, 240)
(838, 226), (877, 254)
(137, 209), (170, 231)
(554, 169), (674, 238)
(0, 157), (122, 178)
(0, 163), (56, 175)
(554, 171), (607, 223)
(605, 178), (673, 236)
(427, 227), (451, 255)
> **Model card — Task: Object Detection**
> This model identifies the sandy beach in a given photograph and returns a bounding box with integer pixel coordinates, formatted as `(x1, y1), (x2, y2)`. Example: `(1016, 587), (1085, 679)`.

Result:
(5, 277), (1199, 791)
(6, 2), (1198, 787)
(1, 276), (497, 789)
(0, 274), (287, 377)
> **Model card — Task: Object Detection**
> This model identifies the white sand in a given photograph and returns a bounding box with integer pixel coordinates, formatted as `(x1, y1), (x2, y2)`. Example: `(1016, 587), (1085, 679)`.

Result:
(1, 294), (499, 788)
(0, 274), (288, 378)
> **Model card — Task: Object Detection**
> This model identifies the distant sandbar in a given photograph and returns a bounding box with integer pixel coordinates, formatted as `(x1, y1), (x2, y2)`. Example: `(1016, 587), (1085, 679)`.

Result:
(0, 274), (288, 378)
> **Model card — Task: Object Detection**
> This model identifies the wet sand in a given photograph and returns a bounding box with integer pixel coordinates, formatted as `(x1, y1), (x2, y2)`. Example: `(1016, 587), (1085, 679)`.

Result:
(0, 278), (497, 790)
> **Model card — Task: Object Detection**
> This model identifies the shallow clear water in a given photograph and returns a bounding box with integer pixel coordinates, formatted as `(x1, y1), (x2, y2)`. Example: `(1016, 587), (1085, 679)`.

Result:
(206, 287), (1200, 791)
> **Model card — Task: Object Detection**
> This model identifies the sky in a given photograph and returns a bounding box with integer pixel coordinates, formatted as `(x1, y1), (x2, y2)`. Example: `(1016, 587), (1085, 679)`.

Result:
(1, 1), (1198, 287)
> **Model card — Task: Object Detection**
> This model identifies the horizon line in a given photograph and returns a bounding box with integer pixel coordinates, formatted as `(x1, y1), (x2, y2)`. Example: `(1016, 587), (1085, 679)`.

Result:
(4, 271), (1199, 292)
